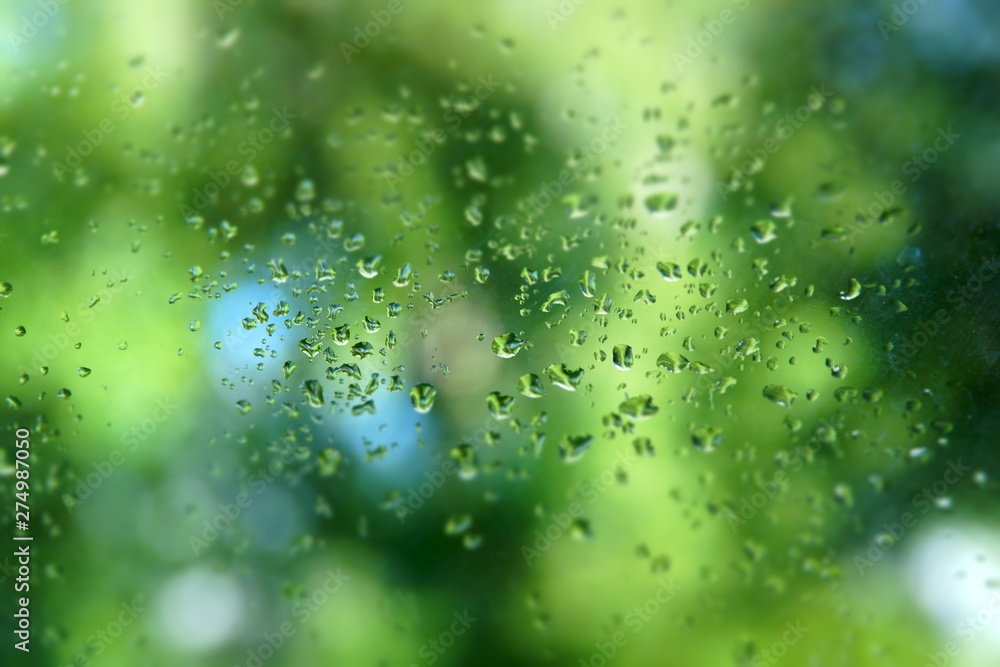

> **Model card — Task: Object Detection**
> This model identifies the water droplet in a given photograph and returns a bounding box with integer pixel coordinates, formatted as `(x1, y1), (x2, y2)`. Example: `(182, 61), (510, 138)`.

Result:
(726, 298), (749, 315)
(656, 261), (683, 282)
(839, 278), (862, 300)
(77, 367), (91, 377)
(687, 361), (715, 375)
(445, 514), (473, 536)
(517, 373), (545, 398)
(612, 344), (633, 371)
(409, 383), (438, 413)
(14, 325), (26, 337)
(541, 290), (570, 313)
(762, 384), (797, 407)
(690, 426), (721, 452)
(295, 179), (315, 202)
(619, 394), (658, 420)
(656, 351), (688, 373)
(750, 219), (777, 243)
(357, 255), (382, 278)
(332, 324), (351, 345)
(492, 333), (527, 358)
(546, 364), (584, 391)
(645, 192), (678, 216)
(317, 448), (343, 477)
(559, 434), (594, 462)
(300, 380), (325, 407)
(350, 342), (374, 359)
(833, 483), (854, 507)
(217, 27), (240, 48)
(486, 391), (515, 420)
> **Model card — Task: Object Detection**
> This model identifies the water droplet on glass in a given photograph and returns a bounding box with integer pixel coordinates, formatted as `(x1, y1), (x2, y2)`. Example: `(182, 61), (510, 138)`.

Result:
(559, 434), (594, 462)
(644, 192), (678, 216)
(762, 384), (797, 407)
(409, 383), (438, 413)
(445, 514), (473, 536)
(517, 373), (545, 398)
(492, 333), (527, 358)
(612, 344), (633, 371)
(486, 391), (515, 420)
(750, 219), (777, 244)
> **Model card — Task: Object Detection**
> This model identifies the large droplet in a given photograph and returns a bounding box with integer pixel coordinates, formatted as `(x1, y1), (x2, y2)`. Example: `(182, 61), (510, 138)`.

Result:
(517, 373), (545, 398)
(839, 278), (862, 300)
(486, 391), (515, 420)
(656, 351), (688, 373)
(750, 219), (777, 244)
(410, 383), (438, 413)
(301, 380), (325, 407)
(546, 363), (585, 391)
(762, 384), (797, 407)
(644, 192), (678, 216)
(726, 298), (749, 315)
(619, 394), (658, 420)
(612, 344), (633, 371)
(559, 434), (594, 462)
(492, 333), (527, 358)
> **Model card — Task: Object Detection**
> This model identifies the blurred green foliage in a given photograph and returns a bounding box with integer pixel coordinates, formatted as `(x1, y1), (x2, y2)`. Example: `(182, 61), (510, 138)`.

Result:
(1, 1), (999, 666)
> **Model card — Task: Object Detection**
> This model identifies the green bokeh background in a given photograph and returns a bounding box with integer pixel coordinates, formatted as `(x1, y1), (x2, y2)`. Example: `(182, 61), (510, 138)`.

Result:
(1, 0), (999, 666)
